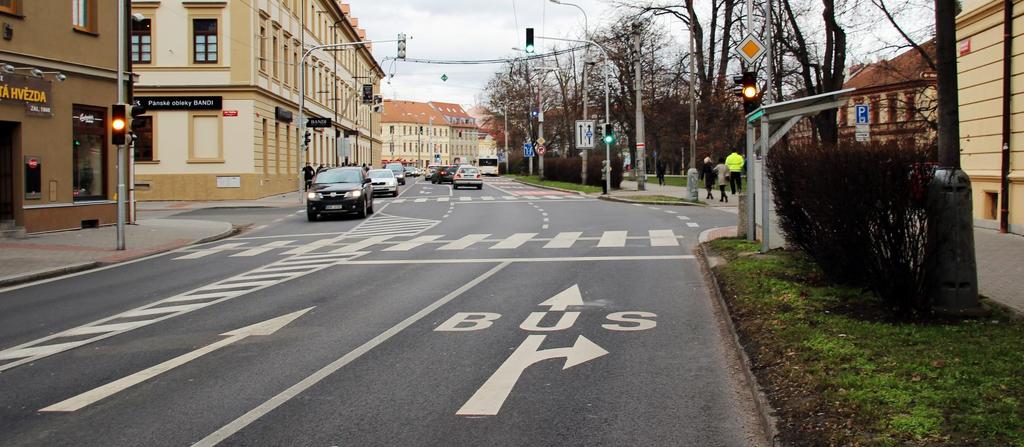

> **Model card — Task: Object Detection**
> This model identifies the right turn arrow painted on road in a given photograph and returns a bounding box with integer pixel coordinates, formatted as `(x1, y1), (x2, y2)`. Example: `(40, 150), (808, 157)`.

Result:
(456, 334), (608, 416)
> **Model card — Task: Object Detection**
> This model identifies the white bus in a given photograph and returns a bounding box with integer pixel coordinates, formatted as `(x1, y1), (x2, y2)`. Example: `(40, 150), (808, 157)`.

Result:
(478, 157), (499, 176)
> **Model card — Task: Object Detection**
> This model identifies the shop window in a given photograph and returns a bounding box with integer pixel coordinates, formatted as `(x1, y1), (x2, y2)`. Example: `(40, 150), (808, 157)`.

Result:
(72, 105), (107, 201)
(131, 18), (152, 64)
(133, 116), (153, 161)
(193, 19), (218, 64)
(72, 0), (96, 33)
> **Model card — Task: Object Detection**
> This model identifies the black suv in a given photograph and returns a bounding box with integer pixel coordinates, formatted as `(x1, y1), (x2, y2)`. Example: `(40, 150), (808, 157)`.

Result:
(306, 167), (374, 221)
(432, 164), (460, 184)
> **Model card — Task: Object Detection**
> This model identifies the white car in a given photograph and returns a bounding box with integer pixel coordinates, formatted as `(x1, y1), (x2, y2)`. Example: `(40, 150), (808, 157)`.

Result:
(367, 169), (399, 197)
(453, 166), (483, 190)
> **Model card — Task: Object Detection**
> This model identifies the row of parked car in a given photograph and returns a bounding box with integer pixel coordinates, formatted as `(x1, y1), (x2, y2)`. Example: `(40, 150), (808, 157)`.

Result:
(305, 163), (485, 221)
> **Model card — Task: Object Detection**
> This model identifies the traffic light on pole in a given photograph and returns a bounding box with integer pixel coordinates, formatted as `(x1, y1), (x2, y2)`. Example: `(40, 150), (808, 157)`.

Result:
(525, 28), (535, 53)
(397, 33), (407, 60)
(734, 71), (760, 114)
(111, 104), (127, 145)
(303, 131), (311, 149)
(602, 123), (615, 145)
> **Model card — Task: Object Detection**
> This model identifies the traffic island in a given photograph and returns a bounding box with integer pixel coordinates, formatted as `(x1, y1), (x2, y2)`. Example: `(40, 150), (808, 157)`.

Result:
(701, 238), (1024, 446)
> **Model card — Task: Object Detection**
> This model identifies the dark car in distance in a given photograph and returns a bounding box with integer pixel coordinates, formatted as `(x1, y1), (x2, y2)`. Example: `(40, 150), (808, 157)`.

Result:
(431, 164), (460, 184)
(306, 167), (374, 221)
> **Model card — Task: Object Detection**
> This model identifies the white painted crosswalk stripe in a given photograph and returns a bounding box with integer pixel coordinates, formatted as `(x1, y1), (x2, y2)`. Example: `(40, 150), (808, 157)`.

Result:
(649, 230), (680, 247)
(414, 198), (427, 203)
(490, 233), (537, 250)
(174, 243), (246, 260)
(687, 222), (700, 228)
(597, 231), (628, 248)
(282, 238), (333, 255)
(545, 232), (582, 249)
(384, 235), (443, 251)
(459, 196), (472, 201)
(232, 240), (294, 257)
(332, 235), (393, 253)
(482, 196), (496, 201)
(438, 234), (491, 250)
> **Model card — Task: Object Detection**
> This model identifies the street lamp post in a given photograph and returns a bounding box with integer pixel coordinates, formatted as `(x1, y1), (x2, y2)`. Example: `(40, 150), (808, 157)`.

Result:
(550, 0), (590, 184)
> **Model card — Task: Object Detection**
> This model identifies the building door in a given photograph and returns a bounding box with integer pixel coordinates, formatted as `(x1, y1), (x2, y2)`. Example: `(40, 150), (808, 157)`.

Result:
(0, 122), (14, 223)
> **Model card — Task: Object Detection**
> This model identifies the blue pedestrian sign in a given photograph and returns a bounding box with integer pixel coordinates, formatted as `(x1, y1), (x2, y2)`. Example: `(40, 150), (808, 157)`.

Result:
(855, 105), (870, 125)
(523, 143), (535, 158)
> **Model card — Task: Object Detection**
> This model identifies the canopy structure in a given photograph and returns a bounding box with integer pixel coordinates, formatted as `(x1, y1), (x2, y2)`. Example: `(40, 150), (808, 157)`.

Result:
(745, 88), (856, 252)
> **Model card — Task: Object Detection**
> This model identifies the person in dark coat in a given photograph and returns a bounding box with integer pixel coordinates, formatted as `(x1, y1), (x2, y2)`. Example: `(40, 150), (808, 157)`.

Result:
(699, 156), (715, 200)
(655, 160), (666, 186)
(302, 163), (315, 190)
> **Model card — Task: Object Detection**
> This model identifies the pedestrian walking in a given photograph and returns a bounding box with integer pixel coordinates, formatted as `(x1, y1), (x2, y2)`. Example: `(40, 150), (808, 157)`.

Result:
(656, 160), (666, 186)
(726, 149), (744, 195)
(600, 160), (609, 195)
(714, 157), (731, 203)
(302, 162), (315, 190)
(699, 156), (715, 200)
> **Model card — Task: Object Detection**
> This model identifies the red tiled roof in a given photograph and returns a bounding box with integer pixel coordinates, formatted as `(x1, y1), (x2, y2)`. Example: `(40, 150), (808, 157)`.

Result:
(382, 100), (447, 125)
(844, 40), (936, 90)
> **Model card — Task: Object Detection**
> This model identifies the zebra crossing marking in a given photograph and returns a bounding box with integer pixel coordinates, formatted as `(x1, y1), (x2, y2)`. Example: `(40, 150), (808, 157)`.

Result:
(597, 231), (628, 248)
(490, 233), (537, 250)
(174, 243), (245, 260)
(384, 235), (443, 252)
(545, 232), (582, 249)
(232, 240), (294, 257)
(438, 234), (492, 251)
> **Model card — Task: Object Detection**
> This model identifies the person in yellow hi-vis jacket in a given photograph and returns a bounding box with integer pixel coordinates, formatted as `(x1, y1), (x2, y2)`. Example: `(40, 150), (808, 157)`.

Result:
(725, 150), (745, 195)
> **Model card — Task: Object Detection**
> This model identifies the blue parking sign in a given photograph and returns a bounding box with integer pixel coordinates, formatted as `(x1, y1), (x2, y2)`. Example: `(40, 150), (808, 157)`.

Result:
(855, 105), (869, 125)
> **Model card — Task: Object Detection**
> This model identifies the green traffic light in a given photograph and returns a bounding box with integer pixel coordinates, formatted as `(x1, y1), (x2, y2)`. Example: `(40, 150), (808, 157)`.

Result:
(603, 135), (614, 144)
(525, 44), (535, 53)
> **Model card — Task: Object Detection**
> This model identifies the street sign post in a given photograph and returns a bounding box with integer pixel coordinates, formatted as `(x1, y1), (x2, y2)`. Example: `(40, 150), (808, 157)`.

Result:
(575, 120), (596, 149)
(855, 104), (870, 142)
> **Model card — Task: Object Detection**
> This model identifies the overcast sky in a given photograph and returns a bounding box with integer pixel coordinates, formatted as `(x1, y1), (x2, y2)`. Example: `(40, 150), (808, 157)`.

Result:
(346, 0), (933, 108)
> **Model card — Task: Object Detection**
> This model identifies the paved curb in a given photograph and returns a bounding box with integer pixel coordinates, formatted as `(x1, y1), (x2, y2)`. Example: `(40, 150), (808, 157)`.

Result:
(695, 227), (781, 446)
(597, 195), (707, 207)
(0, 223), (238, 289)
(508, 179), (589, 196)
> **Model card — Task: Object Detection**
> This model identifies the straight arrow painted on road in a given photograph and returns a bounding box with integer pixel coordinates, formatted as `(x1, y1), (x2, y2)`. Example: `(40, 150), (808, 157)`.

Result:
(39, 308), (314, 413)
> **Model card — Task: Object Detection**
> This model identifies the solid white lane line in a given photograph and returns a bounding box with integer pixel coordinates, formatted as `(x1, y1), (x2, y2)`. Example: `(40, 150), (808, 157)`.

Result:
(193, 263), (511, 447)
(490, 233), (537, 250)
(341, 255), (696, 266)
(231, 240), (294, 257)
(649, 230), (680, 247)
(597, 231), (629, 248)
(384, 235), (443, 252)
(174, 243), (246, 260)
(438, 233), (491, 251)
(544, 232), (582, 249)
(331, 235), (393, 253)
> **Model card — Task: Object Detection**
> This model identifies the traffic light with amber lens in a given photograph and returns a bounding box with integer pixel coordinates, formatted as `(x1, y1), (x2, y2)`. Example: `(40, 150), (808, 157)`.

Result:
(111, 104), (127, 145)
(733, 71), (760, 114)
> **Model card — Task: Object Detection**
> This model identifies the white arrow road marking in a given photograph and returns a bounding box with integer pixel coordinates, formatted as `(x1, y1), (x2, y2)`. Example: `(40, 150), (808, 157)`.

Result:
(39, 308), (314, 413)
(193, 263), (510, 447)
(539, 284), (584, 311)
(456, 334), (608, 416)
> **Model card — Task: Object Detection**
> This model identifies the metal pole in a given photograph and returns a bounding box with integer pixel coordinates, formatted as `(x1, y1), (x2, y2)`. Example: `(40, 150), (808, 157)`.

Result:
(760, 0), (773, 253)
(746, 121), (756, 240)
(539, 77), (544, 179)
(297, 6), (305, 202)
(688, 27), (696, 175)
(605, 56), (611, 195)
(116, 0), (126, 250)
(429, 116), (434, 164)
(633, 24), (646, 191)
(504, 107), (509, 174)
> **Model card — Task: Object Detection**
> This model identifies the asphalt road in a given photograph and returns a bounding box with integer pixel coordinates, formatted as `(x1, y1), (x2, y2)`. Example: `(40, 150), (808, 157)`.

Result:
(0, 176), (764, 446)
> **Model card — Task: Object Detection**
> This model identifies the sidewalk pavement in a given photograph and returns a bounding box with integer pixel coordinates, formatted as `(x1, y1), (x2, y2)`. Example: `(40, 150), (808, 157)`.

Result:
(974, 229), (1024, 315)
(614, 179), (740, 211)
(138, 191), (303, 213)
(0, 219), (233, 288)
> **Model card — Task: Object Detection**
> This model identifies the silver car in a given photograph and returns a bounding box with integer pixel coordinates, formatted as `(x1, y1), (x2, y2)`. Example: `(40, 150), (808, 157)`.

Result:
(453, 166), (483, 190)
(368, 169), (399, 197)
(385, 162), (407, 185)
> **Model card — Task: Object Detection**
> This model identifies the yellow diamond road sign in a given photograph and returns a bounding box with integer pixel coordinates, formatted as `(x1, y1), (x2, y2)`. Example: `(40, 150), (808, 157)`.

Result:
(736, 34), (766, 64)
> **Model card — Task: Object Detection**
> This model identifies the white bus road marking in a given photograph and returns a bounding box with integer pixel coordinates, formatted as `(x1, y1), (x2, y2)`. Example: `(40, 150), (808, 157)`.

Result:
(456, 334), (607, 416)
(40, 308), (313, 413)
(192, 263), (511, 447)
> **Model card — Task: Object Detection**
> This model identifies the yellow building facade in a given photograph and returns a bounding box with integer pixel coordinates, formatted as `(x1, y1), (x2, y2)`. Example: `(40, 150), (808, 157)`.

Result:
(957, 0), (1024, 234)
(131, 0), (383, 201)
(381, 100), (452, 167)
